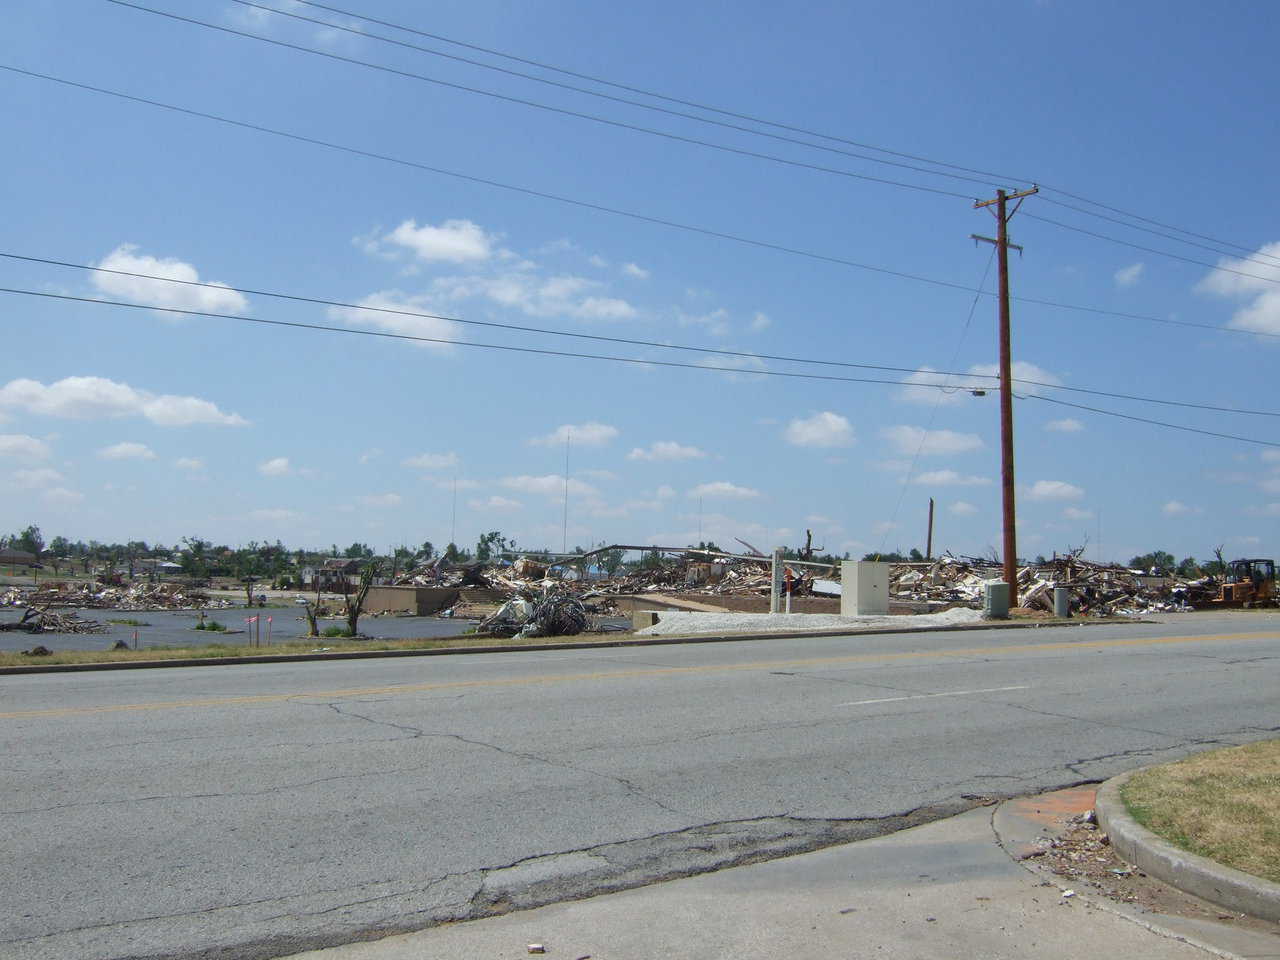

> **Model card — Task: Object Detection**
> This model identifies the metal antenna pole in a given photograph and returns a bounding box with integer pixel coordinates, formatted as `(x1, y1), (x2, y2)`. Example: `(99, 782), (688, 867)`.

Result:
(562, 430), (570, 553)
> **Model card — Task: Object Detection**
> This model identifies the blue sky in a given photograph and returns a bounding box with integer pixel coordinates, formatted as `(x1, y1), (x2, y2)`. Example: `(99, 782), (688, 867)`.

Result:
(2, 0), (1278, 563)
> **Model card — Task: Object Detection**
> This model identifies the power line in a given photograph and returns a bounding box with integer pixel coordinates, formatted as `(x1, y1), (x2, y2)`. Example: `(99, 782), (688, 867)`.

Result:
(8, 249), (1280, 419)
(7, 64), (1274, 348)
(1027, 394), (1280, 449)
(0, 64), (990, 287)
(1024, 212), (1280, 287)
(880, 248), (996, 554)
(4, 284), (1277, 448)
(1038, 195), (1280, 270)
(0, 285), (925, 389)
(282, 0), (1036, 188)
(106, 0), (975, 201)
(222, 0), (1007, 193)
(271, 0), (1275, 266)
(1038, 187), (1277, 265)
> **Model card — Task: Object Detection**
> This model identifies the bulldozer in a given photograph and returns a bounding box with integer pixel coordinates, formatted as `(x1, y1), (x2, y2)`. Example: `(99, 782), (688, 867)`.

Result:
(1197, 558), (1276, 608)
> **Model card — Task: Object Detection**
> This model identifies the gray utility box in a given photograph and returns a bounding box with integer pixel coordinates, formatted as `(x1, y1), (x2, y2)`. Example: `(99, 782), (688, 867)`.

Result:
(984, 581), (1011, 620)
(840, 560), (889, 616)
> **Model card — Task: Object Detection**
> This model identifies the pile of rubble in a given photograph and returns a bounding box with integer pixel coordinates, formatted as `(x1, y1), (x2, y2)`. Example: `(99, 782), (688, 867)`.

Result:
(388, 545), (1240, 631)
(479, 586), (591, 640)
(0, 581), (232, 611)
(0, 605), (105, 635)
(888, 555), (1222, 616)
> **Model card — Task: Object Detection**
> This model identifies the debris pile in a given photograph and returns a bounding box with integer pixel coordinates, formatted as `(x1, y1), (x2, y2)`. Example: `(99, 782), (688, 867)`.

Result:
(886, 555), (1223, 617)
(479, 587), (590, 640)
(0, 581), (230, 611)
(0, 606), (105, 634)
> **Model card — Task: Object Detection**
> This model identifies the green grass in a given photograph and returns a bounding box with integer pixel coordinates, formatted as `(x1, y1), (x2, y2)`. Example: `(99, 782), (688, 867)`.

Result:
(106, 618), (151, 627)
(1122, 739), (1280, 884)
(322, 626), (355, 638)
(194, 620), (227, 632)
(0, 631), (630, 667)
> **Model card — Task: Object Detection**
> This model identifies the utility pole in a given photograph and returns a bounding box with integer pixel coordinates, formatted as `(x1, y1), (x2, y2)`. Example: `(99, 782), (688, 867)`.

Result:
(926, 497), (934, 561)
(972, 185), (1037, 605)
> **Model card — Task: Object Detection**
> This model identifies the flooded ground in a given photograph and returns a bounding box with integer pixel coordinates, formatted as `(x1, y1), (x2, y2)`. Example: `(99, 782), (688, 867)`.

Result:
(0, 606), (478, 652)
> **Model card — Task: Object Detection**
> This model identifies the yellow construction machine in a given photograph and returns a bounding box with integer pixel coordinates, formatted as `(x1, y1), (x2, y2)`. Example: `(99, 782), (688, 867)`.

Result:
(1198, 558), (1276, 609)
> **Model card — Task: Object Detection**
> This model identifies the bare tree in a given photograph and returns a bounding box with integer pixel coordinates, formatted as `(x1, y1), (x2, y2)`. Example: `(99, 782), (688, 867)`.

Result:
(345, 560), (380, 638)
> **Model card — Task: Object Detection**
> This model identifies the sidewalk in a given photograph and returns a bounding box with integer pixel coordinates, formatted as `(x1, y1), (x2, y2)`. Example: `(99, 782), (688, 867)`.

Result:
(282, 790), (1280, 960)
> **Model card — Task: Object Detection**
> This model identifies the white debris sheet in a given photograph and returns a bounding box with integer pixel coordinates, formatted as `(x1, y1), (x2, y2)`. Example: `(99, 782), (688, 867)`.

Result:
(634, 607), (984, 636)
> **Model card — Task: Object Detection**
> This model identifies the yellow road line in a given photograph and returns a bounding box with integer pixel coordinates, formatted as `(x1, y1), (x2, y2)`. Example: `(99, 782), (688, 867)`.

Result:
(4, 629), (1277, 720)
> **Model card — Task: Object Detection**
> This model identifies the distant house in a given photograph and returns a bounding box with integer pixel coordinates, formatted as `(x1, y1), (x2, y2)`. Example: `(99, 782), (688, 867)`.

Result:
(301, 558), (362, 591)
(0, 547), (41, 569)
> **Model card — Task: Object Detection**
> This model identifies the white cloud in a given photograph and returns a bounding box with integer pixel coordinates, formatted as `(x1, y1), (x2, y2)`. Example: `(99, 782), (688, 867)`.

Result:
(358, 448), (382, 465)
(0, 434), (52, 463)
(949, 501), (978, 516)
(679, 308), (731, 337)
(1114, 263), (1144, 288)
(622, 262), (650, 279)
(44, 486), (84, 506)
(250, 508), (298, 523)
(433, 477), (479, 491)
(1163, 500), (1189, 516)
(627, 441), (707, 461)
(881, 425), (982, 456)
(696, 354), (766, 378)
(0, 376), (247, 427)
(502, 474), (598, 497)
(1026, 479), (1085, 501)
(1262, 450), (1280, 463)
(967, 361), (1061, 396)
(588, 254), (608, 268)
(913, 470), (991, 486)
(1063, 506), (1094, 520)
(433, 271), (636, 322)
(174, 457), (204, 471)
(374, 218), (495, 263)
(1046, 418), (1084, 433)
(258, 457), (291, 477)
(92, 244), (248, 315)
(329, 292), (462, 352)
(1197, 242), (1280, 335)
(899, 361), (1060, 405)
(899, 367), (964, 406)
(358, 493), (402, 508)
(655, 484), (676, 499)
(688, 481), (761, 499)
(750, 312), (771, 332)
(785, 411), (855, 448)
(10, 467), (64, 489)
(403, 451), (460, 470)
(98, 441), (156, 461)
(531, 422), (619, 447)
(469, 494), (522, 511)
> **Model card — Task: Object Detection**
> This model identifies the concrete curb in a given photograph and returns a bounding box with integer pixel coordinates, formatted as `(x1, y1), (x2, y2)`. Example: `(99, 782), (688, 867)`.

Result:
(0, 615), (1117, 675)
(1096, 769), (1280, 924)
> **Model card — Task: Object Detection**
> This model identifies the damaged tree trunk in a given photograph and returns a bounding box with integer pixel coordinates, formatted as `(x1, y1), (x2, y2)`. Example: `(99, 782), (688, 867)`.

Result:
(345, 560), (379, 638)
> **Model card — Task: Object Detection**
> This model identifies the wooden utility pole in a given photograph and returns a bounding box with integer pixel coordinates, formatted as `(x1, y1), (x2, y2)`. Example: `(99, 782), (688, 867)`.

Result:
(972, 186), (1038, 605)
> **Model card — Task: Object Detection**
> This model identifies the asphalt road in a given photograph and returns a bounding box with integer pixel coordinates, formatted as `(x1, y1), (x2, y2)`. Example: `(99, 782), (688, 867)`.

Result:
(4, 614), (1279, 960)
